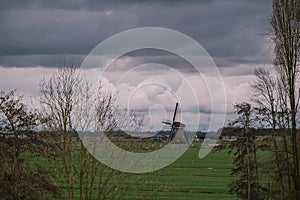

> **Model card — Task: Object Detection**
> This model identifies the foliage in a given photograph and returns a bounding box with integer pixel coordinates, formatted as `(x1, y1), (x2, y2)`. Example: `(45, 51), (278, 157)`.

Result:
(0, 90), (59, 200)
(227, 102), (266, 200)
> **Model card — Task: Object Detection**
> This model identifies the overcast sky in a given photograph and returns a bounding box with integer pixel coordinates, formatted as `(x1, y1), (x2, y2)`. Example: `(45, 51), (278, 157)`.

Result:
(0, 0), (274, 131)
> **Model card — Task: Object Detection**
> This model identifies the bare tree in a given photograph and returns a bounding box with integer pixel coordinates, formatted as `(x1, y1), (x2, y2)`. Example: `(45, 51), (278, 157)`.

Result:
(39, 64), (148, 199)
(75, 81), (149, 200)
(39, 64), (81, 199)
(271, 0), (300, 198)
(251, 67), (291, 199)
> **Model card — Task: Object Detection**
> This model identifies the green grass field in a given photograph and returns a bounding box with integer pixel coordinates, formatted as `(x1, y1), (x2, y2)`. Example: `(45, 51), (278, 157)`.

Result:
(39, 142), (239, 199)
(130, 148), (237, 199)
(105, 143), (238, 200)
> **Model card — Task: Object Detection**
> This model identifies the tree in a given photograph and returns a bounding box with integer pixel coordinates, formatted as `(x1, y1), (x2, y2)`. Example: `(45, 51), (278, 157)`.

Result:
(0, 90), (59, 199)
(39, 65), (81, 199)
(271, 0), (300, 198)
(228, 102), (264, 200)
(39, 64), (147, 199)
(251, 67), (293, 199)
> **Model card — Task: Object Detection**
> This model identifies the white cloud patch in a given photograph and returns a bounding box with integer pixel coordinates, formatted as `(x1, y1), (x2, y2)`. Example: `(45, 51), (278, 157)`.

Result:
(0, 61), (275, 131)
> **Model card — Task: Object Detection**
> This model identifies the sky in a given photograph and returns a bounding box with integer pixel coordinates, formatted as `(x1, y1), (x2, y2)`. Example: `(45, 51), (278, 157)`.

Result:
(0, 0), (274, 131)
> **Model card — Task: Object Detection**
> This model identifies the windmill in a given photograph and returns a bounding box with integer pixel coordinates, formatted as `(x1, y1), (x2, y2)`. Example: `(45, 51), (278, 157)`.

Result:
(162, 103), (188, 143)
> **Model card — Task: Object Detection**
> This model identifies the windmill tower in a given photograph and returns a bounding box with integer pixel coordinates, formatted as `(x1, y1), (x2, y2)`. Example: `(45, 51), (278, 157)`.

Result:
(162, 103), (188, 143)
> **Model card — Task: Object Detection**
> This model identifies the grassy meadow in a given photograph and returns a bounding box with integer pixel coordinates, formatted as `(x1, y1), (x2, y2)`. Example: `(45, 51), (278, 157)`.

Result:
(36, 141), (239, 200)
(125, 145), (238, 199)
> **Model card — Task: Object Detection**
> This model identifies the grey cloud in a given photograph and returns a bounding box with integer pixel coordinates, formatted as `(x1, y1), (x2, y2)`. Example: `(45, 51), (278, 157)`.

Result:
(184, 105), (231, 115)
(0, 8), (136, 56)
(0, 54), (85, 68)
(0, 0), (213, 11)
(105, 49), (198, 74)
(0, 0), (273, 69)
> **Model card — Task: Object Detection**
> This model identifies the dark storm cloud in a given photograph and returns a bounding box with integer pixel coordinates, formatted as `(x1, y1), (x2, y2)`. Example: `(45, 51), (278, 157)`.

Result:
(0, 54), (86, 68)
(0, 0), (212, 11)
(0, 0), (273, 68)
(104, 49), (198, 74)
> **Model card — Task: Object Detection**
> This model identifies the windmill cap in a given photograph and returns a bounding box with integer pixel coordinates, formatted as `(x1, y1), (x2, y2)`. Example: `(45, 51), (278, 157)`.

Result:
(173, 121), (186, 128)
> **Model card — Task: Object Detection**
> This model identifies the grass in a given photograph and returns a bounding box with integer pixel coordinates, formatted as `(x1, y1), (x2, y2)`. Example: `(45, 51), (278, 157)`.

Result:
(130, 146), (238, 199)
(96, 141), (238, 199)
(29, 141), (239, 199)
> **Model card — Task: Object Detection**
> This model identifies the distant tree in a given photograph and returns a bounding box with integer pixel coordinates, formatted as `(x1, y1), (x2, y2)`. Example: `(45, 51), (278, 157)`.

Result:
(0, 90), (59, 199)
